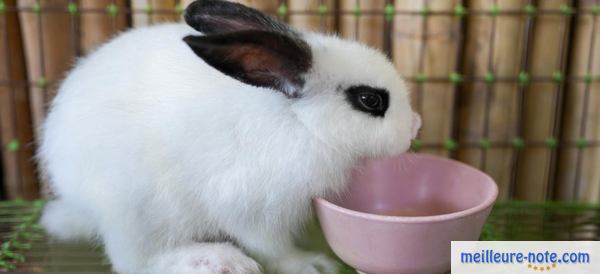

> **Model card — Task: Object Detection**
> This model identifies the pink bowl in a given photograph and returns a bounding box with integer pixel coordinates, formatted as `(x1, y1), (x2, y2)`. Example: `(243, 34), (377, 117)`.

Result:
(314, 153), (498, 274)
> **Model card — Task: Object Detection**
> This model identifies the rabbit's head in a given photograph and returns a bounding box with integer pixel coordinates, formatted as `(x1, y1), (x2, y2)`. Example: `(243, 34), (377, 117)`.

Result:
(184, 0), (420, 158)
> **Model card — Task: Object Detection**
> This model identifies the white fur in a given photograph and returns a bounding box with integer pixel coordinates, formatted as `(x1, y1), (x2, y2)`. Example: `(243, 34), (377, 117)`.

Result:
(39, 22), (418, 274)
(144, 243), (261, 274)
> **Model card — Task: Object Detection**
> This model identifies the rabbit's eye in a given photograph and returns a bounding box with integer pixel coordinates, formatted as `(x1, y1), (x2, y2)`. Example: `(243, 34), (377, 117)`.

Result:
(359, 93), (383, 110)
(344, 85), (389, 117)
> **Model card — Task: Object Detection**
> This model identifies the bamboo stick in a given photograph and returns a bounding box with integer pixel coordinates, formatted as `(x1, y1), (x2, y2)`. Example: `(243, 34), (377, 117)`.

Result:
(80, 0), (127, 54)
(514, 0), (572, 201)
(457, 0), (528, 201)
(392, 0), (422, 116)
(556, 1), (600, 203)
(339, 0), (386, 50)
(18, 0), (75, 196)
(393, 0), (460, 157)
(288, 0), (335, 33)
(17, 0), (74, 139)
(0, 0), (39, 199)
(132, 0), (179, 27)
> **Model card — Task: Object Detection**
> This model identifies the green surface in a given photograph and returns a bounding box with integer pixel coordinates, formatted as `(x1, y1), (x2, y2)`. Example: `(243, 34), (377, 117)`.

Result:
(0, 200), (598, 273)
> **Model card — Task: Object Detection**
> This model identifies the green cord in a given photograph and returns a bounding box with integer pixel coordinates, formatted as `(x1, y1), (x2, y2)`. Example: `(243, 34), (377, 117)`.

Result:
(0, 0), (6, 14)
(411, 139), (423, 151)
(512, 137), (525, 149)
(545, 137), (558, 149)
(576, 138), (588, 148)
(317, 4), (328, 16)
(552, 71), (563, 82)
(524, 4), (537, 16)
(384, 4), (394, 22)
(175, 3), (185, 15)
(352, 5), (361, 17)
(106, 3), (118, 17)
(420, 6), (430, 17)
(489, 4), (500, 16)
(559, 4), (575, 16)
(518, 71), (529, 86)
(449, 72), (463, 84)
(5, 139), (19, 152)
(144, 5), (153, 15)
(445, 139), (458, 152)
(592, 6), (600, 16)
(584, 74), (593, 83)
(484, 71), (495, 84)
(415, 73), (428, 83)
(454, 4), (467, 17)
(67, 2), (78, 15)
(36, 77), (48, 88)
(277, 3), (287, 17)
(479, 138), (491, 150)
(31, 2), (41, 13)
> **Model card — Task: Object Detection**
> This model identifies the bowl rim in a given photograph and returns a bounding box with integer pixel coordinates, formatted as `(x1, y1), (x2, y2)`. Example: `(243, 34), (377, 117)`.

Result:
(314, 153), (499, 223)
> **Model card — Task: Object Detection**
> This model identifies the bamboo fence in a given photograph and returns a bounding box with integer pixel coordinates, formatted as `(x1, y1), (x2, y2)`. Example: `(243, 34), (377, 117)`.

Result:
(80, 0), (127, 53)
(339, 0), (386, 50)
(132, 0), (179, 26)
(393, 0), (461, 158)
(556, 0), (600, 203)
(515, 0), (573, 202)
(0, 0), (599, 202)
(288, 0), (336, 32)
(0, 0), (36, 199)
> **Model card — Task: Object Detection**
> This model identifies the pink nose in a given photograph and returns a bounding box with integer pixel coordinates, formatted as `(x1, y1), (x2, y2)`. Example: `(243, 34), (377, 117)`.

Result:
(411, 112), (421, 139)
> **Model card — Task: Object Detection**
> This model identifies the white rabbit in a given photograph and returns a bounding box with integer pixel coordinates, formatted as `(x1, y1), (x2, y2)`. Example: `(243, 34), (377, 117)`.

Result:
(38, 0), (421, 273)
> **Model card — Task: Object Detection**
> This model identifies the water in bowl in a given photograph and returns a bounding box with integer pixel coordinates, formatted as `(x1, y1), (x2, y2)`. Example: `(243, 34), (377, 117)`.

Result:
(381, 199), (459, 217)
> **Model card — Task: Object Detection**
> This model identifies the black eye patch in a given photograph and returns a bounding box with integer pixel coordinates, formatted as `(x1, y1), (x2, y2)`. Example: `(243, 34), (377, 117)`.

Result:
(344, 85), (389, 117)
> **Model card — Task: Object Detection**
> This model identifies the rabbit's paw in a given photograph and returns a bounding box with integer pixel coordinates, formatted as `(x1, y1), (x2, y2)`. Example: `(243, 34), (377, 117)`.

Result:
(145, 243), (261, 274)
(274, 252), (338, 274)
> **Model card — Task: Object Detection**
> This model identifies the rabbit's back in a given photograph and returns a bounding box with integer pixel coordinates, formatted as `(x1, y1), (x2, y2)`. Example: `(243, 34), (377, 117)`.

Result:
(40, 23), (252, 207)
(39, 22), (321, 229)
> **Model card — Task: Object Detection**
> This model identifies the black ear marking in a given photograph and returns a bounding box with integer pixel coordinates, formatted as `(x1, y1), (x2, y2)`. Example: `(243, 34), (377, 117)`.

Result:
(183, 30), (312, 97)
(183, 1), (312, 97)
(185, 0), (290, 35)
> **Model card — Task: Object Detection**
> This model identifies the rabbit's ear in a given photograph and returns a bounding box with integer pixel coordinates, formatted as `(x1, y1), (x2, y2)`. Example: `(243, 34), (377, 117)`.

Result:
(183, 30), (312, 97)
(185, 0), (289, 35)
